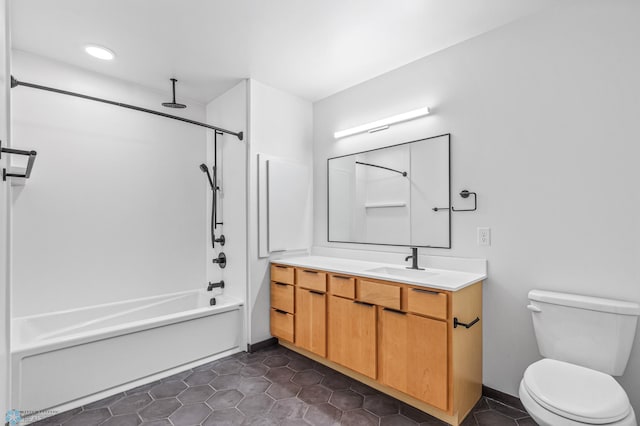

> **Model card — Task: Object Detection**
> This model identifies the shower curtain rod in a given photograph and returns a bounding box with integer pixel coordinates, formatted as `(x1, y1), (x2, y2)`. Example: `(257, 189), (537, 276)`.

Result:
(10, 76), (244, 141)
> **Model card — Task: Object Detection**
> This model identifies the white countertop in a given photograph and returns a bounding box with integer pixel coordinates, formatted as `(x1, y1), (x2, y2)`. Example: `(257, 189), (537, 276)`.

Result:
(273, 256), (486, 291)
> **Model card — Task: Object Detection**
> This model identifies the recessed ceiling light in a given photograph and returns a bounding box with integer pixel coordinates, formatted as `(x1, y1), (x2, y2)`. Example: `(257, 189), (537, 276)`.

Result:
(85, 45), (115, 60)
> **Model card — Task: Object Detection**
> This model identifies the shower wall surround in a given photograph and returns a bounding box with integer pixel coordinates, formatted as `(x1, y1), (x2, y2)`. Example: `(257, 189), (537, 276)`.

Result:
(11, 50), (209, 317)
(312, 0), (640, 411)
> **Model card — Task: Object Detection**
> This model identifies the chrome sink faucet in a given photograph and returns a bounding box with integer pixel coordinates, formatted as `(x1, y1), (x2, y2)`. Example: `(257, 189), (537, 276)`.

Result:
(405, 247), (425, 270)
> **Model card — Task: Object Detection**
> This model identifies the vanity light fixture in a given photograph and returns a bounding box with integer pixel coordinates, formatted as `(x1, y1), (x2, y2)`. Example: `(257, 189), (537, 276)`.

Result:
(334, 106), (430, 139)
(85, 45), (115, 60)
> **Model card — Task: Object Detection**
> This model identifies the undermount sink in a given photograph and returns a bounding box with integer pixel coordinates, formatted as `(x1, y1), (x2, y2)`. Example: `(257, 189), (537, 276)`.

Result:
(365, 266), (438, 280)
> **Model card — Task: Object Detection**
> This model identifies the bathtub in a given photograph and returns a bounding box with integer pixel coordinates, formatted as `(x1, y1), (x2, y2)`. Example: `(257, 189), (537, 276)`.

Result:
(11, 289), (244, 413)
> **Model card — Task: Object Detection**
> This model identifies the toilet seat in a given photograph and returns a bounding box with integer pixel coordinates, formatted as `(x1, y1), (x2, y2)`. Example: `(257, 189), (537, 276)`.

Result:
(523, 359), (631, 424)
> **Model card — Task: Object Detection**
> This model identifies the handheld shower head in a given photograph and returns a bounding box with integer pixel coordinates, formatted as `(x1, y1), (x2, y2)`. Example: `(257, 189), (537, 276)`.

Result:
(199, 163), (214, 189)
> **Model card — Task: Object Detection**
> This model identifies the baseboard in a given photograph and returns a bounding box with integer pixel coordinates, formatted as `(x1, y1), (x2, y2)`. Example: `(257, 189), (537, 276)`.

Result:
(247, 337), (278, 353)
(482, 385), (525, 412)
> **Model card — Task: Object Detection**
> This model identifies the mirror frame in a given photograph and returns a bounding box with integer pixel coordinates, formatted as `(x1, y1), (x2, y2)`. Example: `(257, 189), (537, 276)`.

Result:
(327, 133), (451, 249)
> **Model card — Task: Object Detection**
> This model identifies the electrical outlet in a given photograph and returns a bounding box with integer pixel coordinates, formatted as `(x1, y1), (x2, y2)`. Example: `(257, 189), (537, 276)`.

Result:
(478, 227), (491, 246)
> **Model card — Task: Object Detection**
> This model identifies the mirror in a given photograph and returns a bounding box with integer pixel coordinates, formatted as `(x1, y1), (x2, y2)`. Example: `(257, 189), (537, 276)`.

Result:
(328, 133), (450, 248)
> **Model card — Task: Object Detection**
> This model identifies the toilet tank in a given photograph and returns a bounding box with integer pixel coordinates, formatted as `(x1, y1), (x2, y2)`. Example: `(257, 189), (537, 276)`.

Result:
(528, 290), (640, 376)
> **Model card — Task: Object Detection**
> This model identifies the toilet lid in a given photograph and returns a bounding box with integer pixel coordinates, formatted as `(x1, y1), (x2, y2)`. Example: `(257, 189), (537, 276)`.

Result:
(523, 359), (630, 424)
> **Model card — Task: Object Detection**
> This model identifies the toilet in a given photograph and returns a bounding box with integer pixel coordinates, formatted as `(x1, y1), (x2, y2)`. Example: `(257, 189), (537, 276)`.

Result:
(520, 290), (640, 426)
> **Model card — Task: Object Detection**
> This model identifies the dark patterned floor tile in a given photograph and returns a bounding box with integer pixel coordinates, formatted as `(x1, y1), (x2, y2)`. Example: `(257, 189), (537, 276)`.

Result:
(400, 404), (441, 423)
(214, 359), (245, 375)
(516, 418), (537, 425)
(340, 408), (379, 426)
(475, 410), (518, 426)
(486, 398), (530, 420)
(138, 398), (181, 421)
(298, 384), (331, 405)
(139, 419), (172, 426)
(241, 363), (270, 377)
(322, 373), (352, 390)
(202, 408), (246, 426)
(363, 394), (400, 416)
(183, 369), (218, 386)
(380, 414), (419, 426)
(149, 380), (187, 399)
(268, 397), (307, 419)
(161, 369), (192, 382)
(177, 384), (216, 404)
(292, 370), (323, 386)
(267, 381), (302, 400)
(329, 389), (363, 411)
(62, 408), (111, 426)
(34, 407), (82, 425)
(110, 393), (153, 415)
(168, 402), (212, 425)
(303, 402), (342, 426)
(100, 413), (142, 426)
(206, 389), (245, 409)
(239, 376), (272, 395)
(265, 366), (296, 383)
(350, 381), (378, 396)
(288, 356), (316, 371)
(211, 373), (243, 390)
(125, 380), (162, 396)
(237, 393), (276, 417)
(83, 392), (125, 410)
(263, 354), (291, 368)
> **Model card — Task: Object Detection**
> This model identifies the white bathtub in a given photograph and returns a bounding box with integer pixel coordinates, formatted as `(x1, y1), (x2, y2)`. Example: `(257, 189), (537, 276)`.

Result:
(11, 289), (244, 412)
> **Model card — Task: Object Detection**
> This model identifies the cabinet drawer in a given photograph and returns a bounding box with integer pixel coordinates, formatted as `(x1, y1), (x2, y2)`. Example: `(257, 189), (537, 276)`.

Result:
(271, 264), (295, 285)
(407, 287), (447, 320)
(296, 268), (327, 292)
(328, 274), (355, 299)
(271, 282), (294, 313)
(270, 309), (294, 342)
(358, 279), (401, 310)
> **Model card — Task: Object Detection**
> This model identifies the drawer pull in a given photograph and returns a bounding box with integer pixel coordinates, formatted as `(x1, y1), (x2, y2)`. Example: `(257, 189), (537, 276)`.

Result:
(303, 269), (318, 274)
(333, 275), (351, 280)
(383, 307), (406, 315)
(353, 301), (374, 307)
(454, 317), (480, 329)
(309, 290), (325, 296)
(274, 265), (289, 269)
(274, 309), (288, 315)
(411, 288), (440, 295)
(274, 282), (289, 286)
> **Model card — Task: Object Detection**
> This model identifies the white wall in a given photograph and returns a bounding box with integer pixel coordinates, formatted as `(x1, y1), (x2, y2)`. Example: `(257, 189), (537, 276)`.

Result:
(1, 0), (10, 415)
(313, 0), (640, 410)
(205, 80), (248, 312)
(248, 79), (313, 344)
(11, 51), (208, 317)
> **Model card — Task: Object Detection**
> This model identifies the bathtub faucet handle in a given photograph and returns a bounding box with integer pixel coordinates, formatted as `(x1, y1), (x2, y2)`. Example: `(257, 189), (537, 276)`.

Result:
(207, 280), (225, 291)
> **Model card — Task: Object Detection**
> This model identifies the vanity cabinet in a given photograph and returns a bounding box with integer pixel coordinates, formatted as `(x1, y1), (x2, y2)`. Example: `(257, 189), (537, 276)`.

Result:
(294, 286), (326, 357)
(379, 308), (448, 410)
(269, 262), (483, 426)
(327, 295), (377, 379)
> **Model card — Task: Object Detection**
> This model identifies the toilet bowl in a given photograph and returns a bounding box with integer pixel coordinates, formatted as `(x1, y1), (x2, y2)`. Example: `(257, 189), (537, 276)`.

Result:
(519, 359), (636, 426)
(520, 290), (640, 426)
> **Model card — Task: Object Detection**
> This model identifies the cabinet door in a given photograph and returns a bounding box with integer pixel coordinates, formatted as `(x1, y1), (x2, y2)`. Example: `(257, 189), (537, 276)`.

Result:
(328, 296), (377, 379)
(295, 288), (326, 357)
(379, 309), (448, 411)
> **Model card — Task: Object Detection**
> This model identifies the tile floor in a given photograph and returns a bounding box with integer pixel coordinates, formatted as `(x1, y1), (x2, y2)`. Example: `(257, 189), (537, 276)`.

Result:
(32, 344), (536, 425)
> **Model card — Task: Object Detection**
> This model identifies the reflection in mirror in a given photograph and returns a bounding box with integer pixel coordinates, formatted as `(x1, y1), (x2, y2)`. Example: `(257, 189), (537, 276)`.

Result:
(328, 133), (450, 248)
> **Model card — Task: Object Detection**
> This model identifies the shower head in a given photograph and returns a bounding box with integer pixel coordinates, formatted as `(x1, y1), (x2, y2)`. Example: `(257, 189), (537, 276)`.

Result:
(199, 163), (214, 189)
(162, 78), (187, 109)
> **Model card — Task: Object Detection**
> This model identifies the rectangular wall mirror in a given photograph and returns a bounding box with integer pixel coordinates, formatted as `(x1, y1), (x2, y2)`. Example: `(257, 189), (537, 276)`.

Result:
(328, 133), (450, 248)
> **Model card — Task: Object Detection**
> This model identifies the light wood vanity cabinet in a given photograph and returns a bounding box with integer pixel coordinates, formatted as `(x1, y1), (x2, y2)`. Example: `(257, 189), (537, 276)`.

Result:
(270, 262), (483, 426)
(379, 308), (448, 410)
(295, 287), (327, 357)
(327, 295), (377, 379)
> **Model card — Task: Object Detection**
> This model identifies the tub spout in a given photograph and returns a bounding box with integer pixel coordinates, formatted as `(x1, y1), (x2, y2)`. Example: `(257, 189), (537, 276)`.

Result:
(207, 280), (225, 291)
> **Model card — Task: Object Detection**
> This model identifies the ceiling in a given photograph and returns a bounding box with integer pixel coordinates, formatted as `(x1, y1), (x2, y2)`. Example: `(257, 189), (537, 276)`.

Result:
(10, 0), (555, 104)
